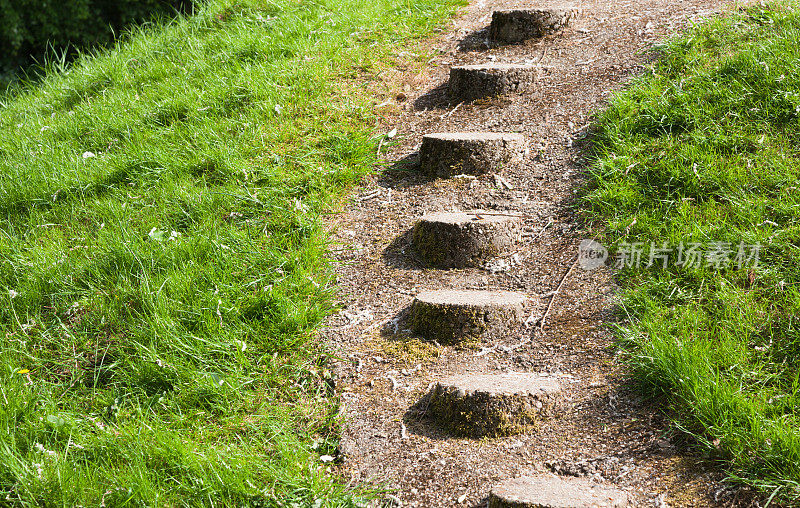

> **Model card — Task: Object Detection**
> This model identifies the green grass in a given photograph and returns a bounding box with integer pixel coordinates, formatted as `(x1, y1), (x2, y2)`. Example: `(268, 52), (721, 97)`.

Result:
(584, 1), (800, 502)
(0, 0), (463, 505)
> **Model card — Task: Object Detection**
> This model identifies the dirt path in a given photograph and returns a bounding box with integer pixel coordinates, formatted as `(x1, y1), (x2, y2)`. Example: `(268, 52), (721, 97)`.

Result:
(323, 1), (744, 506)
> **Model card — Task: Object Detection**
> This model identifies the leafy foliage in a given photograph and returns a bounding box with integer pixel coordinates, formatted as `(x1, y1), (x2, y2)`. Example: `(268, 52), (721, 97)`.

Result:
(0, 0), (192, 81)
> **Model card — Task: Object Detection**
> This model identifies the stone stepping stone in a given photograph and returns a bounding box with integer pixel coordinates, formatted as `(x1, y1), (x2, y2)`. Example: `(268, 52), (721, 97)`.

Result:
(426, 372), (560, 437)
(419, 132), (525, 178)
(448, 64), (536, 102)
(489, 475), (629, 507)
(409, 289), (525, 344)
(490, 5), (581, 44)
(412, 210), (522, 268)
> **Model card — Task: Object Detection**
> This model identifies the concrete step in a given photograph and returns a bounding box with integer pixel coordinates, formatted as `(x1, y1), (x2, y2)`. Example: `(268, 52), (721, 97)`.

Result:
(426, 372), (560, 437)
(420, 132), (525, 178)
(448, 63), (536, 102)
(409, 289), (525, 344)
(490, 475), (629, 508)
(490, 5), (581, 44)
(412, 210), (522, 268)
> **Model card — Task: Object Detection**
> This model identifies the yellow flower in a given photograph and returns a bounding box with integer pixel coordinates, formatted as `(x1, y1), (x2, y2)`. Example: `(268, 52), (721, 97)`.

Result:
(16, 369), (29, 374)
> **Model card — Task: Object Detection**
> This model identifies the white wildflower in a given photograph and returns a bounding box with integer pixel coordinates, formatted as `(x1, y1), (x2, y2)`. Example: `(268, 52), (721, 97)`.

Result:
(34, 443), (57, 457)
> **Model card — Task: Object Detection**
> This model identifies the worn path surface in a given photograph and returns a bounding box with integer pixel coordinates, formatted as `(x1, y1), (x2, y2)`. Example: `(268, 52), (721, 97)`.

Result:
(323, 1), (745, 506)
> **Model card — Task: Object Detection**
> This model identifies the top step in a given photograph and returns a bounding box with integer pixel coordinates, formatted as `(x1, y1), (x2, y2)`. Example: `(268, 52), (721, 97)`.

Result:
(490, 5), (581, 44)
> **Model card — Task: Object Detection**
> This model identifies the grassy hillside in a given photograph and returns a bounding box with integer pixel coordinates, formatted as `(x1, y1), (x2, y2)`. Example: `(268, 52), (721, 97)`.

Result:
(0, 0), (462, 505)
(584, 1), (800, 501)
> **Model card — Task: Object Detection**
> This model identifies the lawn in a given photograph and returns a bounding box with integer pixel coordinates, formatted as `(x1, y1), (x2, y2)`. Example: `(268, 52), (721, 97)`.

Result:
(584, 1), (800, 502)
(0, 0), (462, 505)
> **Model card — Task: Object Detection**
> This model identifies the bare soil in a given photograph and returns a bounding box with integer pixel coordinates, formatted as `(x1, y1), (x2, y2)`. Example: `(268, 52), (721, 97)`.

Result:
(322, 1), (758, 506)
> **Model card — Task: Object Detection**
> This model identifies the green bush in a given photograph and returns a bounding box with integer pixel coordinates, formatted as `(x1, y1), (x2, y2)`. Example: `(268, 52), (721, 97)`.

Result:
(0, 0), (192, 80)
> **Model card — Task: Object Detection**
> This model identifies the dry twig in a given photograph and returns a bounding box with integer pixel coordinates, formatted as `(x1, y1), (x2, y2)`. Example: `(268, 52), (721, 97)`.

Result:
(539, 254), (579, 331)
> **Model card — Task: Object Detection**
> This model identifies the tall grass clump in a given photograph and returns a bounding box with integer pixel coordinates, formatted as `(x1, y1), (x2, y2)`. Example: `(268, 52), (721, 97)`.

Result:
(584, 1), (800, 501)
(0, 0), (463, 505)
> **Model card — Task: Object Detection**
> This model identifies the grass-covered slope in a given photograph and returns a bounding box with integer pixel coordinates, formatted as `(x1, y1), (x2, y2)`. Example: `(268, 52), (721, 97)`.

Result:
(584, 1), (800, 501)
(0, 0), (462, 505)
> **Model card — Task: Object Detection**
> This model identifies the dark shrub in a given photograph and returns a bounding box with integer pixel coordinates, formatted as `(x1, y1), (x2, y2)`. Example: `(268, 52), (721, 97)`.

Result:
(0, 0), (193, 83)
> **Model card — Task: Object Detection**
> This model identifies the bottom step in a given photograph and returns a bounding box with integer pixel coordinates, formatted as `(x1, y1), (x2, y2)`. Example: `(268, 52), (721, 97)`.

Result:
(489, 475), (629, 508)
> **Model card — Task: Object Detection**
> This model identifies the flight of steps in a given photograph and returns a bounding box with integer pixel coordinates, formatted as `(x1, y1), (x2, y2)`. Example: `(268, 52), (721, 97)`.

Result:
(395, 4), (631, 506)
